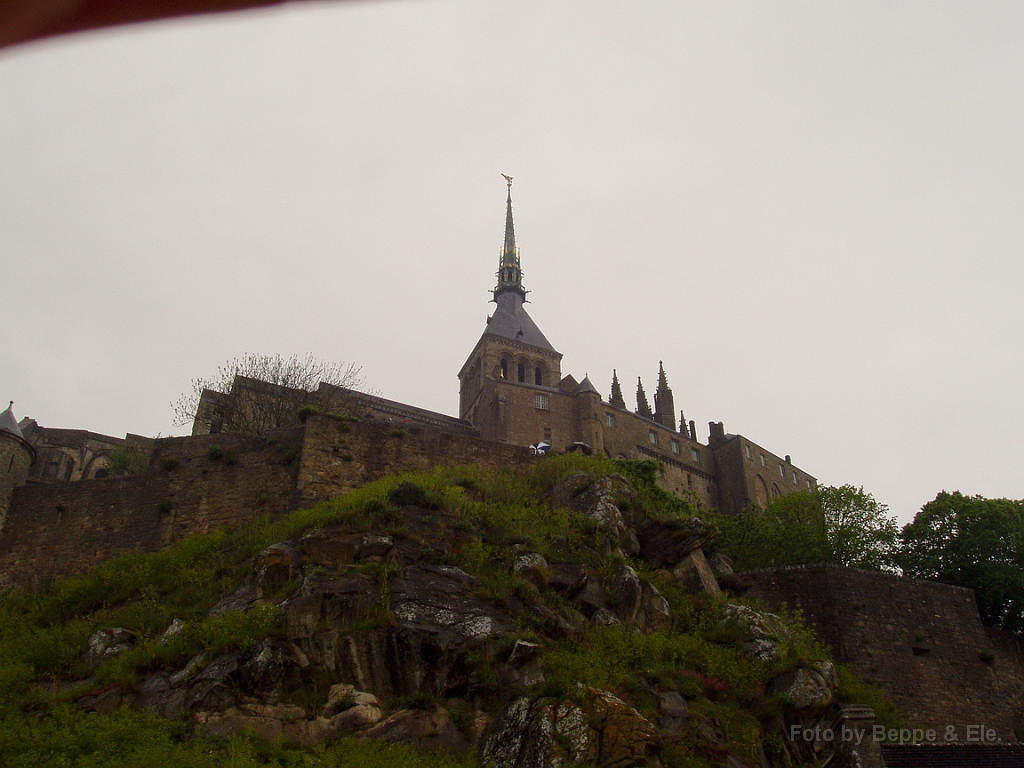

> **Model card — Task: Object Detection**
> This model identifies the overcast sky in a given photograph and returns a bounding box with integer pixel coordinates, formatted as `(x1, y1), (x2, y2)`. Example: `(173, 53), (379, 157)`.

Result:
(1, 1), (1021, 523)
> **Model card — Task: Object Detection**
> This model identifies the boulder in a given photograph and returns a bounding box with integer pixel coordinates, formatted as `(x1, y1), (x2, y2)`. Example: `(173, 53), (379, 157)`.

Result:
(571, 476), (641, 557)
(198, 703), (335, 746)
(391, 565), (514, 643)
(207, 576), (259, 617)
(547, 563), (587, 597)
(480, 687), (659, 768)
(364, 707), (470, 756)
(638, 518), (720, 570)
(721, 604), (790, 664)
(769, 664), (837, 714)
(669, 549), (720, 595)
(513, 553), (549, 589)
(298, 527), (360, 565)
(86, 627), (136, 663)
(255, 542), (301, 598)
(656, 691), (688, 740)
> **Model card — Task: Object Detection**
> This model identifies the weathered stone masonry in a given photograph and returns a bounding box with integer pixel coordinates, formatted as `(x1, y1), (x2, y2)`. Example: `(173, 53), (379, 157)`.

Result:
(747, 564), (1024, 741)
(0, 416), (534, 590)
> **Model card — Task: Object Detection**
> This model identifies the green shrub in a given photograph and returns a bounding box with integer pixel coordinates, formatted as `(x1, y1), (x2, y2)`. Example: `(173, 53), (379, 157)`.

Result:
(106, 442), (152, 477)
(297, 404), (321, 422)
(160, 456), (179, 471)
(206, 446), (223, 460)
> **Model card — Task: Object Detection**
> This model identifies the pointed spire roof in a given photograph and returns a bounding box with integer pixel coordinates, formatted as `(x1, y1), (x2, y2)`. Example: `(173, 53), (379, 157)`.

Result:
(479, 177), (557, 354)
(494, 175), (526, 302)
(657, 361), (669, 391)
(0, 401), (24, 438)
(636, 377), (653, 419)
(609, 370), (626, 409)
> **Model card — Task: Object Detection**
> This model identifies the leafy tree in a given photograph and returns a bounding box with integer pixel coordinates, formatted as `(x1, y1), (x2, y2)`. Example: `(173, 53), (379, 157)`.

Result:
(820, 484), (900, 570)
(172, 353), (365, 437)
(713, 485), (898, 572)
(899, 491), (1024, 632)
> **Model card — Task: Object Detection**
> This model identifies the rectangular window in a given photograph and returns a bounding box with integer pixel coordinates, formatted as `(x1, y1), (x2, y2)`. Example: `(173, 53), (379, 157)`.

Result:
(534, 393), (549, 410)
(760, 454), (767, 467)
(671, 439), (680, 454)
(606, 413), (616, 428)
(691, 448), (700, 463)
(745, 445), (752, 460)
(806, 479), (813, 489)
(648, 430), (658, 446)
(778, 464), (785, 477)
(793, 471), (798, 484)
(543, 427), (552, 442)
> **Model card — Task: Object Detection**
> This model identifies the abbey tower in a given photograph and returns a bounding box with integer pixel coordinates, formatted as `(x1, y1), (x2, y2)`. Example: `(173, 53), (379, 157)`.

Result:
(459, 181), (817, 514)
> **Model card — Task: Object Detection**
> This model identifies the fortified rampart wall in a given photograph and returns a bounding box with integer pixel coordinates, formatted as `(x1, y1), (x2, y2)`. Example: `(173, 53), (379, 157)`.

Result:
(0, 416), (535, 590)
(746, 564), (1024, 741)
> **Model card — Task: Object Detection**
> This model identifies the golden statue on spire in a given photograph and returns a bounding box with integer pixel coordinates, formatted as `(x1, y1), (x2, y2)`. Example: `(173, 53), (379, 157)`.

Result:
(501, 173), (513, 190)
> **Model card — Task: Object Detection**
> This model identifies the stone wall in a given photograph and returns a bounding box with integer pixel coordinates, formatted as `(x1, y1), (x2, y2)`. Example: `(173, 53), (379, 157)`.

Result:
(0, 416), (541, 590)
(747, 564), (1023, 741)
(295, 414), (535, 505)
(0, 428), (302, 590)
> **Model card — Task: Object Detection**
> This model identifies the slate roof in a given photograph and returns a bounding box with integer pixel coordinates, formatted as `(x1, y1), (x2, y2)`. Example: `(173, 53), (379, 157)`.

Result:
(881, 744), (1024, 767)
(483, 292), (557, 353)
(575, 376), (599, 395)
(0, 402), (24, 438)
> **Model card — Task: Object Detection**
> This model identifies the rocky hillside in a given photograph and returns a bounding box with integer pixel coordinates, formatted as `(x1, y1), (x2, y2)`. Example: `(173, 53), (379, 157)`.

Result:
(0, 455), (896, 767)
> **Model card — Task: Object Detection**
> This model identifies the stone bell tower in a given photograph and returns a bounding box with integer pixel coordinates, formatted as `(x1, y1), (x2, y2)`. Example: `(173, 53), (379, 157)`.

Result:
(458, 177), (563, 440)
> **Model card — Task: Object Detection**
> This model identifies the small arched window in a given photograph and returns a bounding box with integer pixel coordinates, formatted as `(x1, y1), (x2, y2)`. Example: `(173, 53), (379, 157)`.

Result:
(535, 366), (543, 385)
(517, 362), (526, 382)
(500, 359), (508, 379)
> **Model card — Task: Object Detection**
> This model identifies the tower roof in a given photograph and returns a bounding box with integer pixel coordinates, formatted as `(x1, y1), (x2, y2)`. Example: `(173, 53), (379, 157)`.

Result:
(484, 292), (557, 353)
(0, 401), (24, 438)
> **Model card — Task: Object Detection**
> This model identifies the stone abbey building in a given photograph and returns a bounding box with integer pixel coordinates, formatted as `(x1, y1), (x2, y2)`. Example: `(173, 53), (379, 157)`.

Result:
(2, 183), (816, 518)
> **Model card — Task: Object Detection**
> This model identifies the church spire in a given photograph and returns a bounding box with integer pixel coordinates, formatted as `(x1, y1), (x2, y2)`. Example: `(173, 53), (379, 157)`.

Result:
(494, 174), (526, 301)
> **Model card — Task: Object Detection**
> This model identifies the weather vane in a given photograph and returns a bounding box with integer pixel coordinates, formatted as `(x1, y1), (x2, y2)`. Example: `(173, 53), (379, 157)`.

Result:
(501, 173), (513, 190)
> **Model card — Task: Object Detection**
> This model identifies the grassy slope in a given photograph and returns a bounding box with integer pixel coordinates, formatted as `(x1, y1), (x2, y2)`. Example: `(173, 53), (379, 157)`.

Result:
(0, 455), (898, 767)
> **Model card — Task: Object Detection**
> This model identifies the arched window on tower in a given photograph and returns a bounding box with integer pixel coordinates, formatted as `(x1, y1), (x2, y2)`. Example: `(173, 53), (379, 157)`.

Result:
(517, 362), (525, 383)
(535, 366), (543, 386)
(500, 359), (508, 379)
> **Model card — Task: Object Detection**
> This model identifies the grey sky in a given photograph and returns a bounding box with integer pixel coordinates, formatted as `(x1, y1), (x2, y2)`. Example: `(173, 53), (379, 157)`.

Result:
(2, 1), (1021, 524)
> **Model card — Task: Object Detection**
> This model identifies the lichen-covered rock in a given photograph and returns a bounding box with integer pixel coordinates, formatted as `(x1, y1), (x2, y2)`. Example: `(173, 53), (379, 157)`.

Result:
(571, 476), (641, 557)
(721, 604), (790, 664)
(391, 564), (514, 642)
(86, 627), (136, 663)
(480, 687), (659, 768)
(513, 553), (549, 589)
(769, 665), (836, 713)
